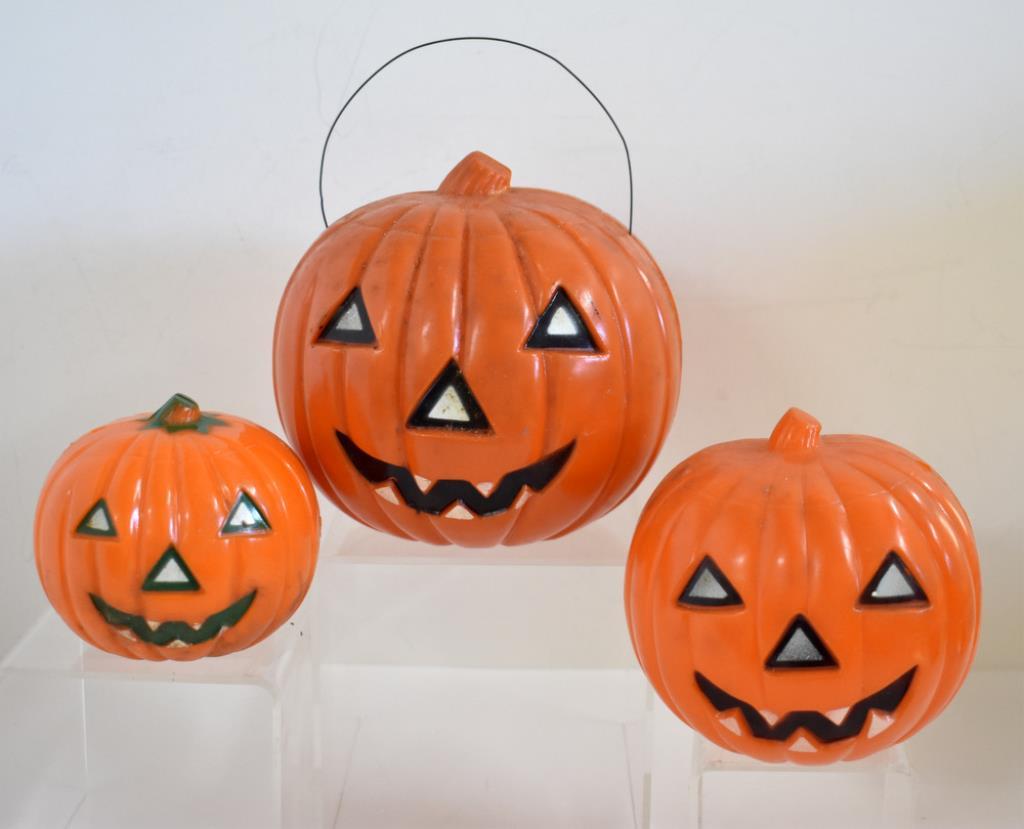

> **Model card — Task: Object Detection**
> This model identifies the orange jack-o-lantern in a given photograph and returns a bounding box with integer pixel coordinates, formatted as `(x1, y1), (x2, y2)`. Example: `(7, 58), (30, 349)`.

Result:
(35, 395), (320, 661)
(274, 151), (681, 547)
(625, 408), (980, 763)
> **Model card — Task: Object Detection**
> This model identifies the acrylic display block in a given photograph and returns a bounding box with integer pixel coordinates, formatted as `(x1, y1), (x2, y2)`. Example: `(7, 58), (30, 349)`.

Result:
(0, 607), (320, 829)
(690, 738), (913, 829)
(643, 692), (915, 829)
(316, 513), (653, 828)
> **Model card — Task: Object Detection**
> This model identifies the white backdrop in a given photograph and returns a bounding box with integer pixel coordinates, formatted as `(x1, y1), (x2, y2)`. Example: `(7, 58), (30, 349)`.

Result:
(1, 0), (1021, 668)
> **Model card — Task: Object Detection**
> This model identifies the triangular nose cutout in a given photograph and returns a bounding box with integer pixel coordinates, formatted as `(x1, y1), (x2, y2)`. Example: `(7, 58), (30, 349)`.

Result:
(142, 546), (200, 592)
(408, 360), (491, 432)
(766, 615), (837, 669)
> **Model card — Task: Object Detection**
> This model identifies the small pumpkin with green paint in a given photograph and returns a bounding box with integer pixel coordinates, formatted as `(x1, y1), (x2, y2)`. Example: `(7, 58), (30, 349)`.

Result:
(35, 394), (320, 660)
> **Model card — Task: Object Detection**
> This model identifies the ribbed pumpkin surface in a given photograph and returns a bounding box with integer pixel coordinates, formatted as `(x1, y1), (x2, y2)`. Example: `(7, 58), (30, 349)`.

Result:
(625, 408), (980, 763)
(274, 152), (681, 546)
(35, 395), (320, 660)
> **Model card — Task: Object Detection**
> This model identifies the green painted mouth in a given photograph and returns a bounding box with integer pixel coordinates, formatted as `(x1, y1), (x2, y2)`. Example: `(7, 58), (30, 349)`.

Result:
(89, 590), (256, 647)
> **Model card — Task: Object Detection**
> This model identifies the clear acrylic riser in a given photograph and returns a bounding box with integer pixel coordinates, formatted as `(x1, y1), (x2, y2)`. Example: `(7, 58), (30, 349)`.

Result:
(0, 605), (318, 829)
(673, 726), (913, 829)
(314, 516), (653, 829)
(1, 513), (917, 828)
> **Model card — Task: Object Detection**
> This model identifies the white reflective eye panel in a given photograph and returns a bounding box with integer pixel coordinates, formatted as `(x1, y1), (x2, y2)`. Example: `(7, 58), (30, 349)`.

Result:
(546, 305), (580, 337)
(317, 287), (376, 345)
(873, 563), (916, 598)
(75, 499), (117, 538)
(688, 568), (729, 600)
(860, 552), (928, 605)
(333, 302), (363, 332)
(678, 557), (743, 607)
(221, 492), (271, 535)
(525, 287), (599, 352)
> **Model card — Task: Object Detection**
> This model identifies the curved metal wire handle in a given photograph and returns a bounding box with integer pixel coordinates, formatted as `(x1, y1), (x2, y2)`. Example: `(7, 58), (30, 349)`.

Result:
(318, 36), (634, 233)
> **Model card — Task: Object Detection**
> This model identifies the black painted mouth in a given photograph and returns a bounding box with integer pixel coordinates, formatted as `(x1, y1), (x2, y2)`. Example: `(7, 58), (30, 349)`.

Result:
(336, 431), (575, 517)
(695, 667), (916, 743)
(89, 590), (256, 647)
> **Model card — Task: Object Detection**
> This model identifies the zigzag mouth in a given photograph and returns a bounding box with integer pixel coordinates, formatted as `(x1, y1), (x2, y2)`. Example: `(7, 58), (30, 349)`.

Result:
(337, 431), (575, 518)
(695, 667), (916, 745)
(89, 591), (256, 647)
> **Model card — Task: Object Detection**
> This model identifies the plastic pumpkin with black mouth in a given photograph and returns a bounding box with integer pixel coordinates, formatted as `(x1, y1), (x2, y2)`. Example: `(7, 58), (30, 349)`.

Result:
(34, 394), (320, 661)
(273, 151), (682, 547)
(624, 408), (981, 764)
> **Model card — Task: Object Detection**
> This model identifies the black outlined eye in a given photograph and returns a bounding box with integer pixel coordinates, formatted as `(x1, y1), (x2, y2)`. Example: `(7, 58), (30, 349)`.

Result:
(220, 491), (271, 535)
(525, 287), (600, 352)
(678, 556), (743, 607)
(76, 499), (117, 538)
(859, 551), (928, 605)
(317, 287), (376, 346)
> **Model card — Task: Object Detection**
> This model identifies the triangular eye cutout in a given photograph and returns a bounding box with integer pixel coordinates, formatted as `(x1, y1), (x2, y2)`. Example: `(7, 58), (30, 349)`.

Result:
(75, 499), (117, 538)
(678, 556), (743, 607)
(407, 360), (491, 432)
(317, 287), (376, 346)
(221, 491), (271, 535)
(860, 551), (928, 605)
(142, 546), (200, 592)
(766, 615), (838, 669)
(525, 287), (600, 352)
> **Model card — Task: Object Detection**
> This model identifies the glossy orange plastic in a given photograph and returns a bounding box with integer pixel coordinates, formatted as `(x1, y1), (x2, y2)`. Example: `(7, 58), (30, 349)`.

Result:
(625, 408), (981, 764)
(274, 151), (681, 546)
(35, 394), (321, 661)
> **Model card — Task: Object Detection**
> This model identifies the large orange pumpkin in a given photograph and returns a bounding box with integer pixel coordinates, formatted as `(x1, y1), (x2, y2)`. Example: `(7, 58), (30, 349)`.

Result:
(625, 408), (980, 764)
(274, 151), (681, 547)
(35, 394), (321, 661)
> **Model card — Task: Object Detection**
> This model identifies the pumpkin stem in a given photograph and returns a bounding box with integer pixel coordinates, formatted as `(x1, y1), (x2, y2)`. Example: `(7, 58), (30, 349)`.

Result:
(438, 151), (511, 197)
(768, 408), (822, 453)
(145, 393), (227, 434)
